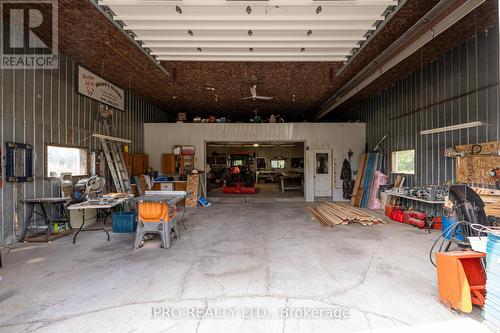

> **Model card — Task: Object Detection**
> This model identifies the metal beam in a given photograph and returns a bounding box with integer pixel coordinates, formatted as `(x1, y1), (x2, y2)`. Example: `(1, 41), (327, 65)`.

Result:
(152, 51), (349, 56)
(145, 42), (359, 48)
(124, 23), (377, 31)
(115, 15), (385, 21)
(100, 0), (397, 7)
(313, 0), (485, 120)
(336, 0), (407, 76)
(156, 56), (347, 62)
(134, 36), (368, 42)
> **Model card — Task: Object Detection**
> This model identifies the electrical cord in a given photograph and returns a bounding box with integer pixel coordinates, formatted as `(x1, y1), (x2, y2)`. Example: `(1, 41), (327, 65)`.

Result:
(429, 220), (469, 267)
(470, 223), (500, 236)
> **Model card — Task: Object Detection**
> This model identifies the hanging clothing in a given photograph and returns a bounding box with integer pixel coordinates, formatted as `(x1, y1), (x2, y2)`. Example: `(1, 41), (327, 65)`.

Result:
(340, 159), (353, 199)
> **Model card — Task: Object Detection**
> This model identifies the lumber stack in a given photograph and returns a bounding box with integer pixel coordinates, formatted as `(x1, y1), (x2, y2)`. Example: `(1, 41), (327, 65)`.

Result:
(472, 187), (500, 217)
(306, 202), (386, 227)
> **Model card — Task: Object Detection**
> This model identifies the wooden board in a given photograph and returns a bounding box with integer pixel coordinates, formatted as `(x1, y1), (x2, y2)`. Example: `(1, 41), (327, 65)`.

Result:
(360, 153), (378, 207)
(351, 153), (380, 207)
(388, 174), (405, 205)
(185, 174), (199, 207)
(472, 187), (500, 217)
(351, 154), (367, 205)
(306, 202), (386, 227)
(455, 141), (500, 185)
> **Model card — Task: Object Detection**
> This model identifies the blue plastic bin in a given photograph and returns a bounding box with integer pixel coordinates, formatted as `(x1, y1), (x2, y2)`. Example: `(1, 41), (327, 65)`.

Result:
(112, 211), (137, 233)
(485, 233), (500, 330)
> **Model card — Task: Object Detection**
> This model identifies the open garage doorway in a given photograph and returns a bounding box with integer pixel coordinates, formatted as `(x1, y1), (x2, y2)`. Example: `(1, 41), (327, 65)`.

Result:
(205, 141), (305, 200)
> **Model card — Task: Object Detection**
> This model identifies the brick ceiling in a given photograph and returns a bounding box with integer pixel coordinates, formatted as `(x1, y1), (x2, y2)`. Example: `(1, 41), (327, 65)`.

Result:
(41, 0), (494, 121)
(160, 61), (343, 121)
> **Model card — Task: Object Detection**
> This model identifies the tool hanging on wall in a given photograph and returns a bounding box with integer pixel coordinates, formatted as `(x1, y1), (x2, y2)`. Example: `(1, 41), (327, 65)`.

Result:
(5, 142), (33, 183)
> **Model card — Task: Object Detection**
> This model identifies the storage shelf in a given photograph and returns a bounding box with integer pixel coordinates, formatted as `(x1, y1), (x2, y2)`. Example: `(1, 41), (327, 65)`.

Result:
(385, 190), (445, 204)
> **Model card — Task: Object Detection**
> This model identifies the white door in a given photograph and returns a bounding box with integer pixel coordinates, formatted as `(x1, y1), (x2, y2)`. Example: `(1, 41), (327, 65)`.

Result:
(314, 150), (332, 197)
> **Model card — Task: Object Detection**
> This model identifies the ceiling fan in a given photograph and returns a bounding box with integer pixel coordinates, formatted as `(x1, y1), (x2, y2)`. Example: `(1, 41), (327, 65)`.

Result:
(241, 84), (274, 101)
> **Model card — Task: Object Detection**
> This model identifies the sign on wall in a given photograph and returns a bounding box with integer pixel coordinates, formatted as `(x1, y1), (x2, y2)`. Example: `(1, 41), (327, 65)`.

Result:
(78, 66), (125, 111)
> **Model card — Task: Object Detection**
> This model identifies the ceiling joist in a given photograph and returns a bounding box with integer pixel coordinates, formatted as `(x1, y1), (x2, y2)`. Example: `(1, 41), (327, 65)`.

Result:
(99, 1), (397, 7)
(155, 56), (347, 61)
(99, 0), (395, 62)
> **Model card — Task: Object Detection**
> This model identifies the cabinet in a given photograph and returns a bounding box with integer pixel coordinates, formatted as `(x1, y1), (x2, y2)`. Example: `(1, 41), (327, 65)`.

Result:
(162, 154), (176, 174)
(132, 154), (149, 176)
(124, 153), (149, 176)
(162, 153), (195, 175)
(178, 154), (194, 174)
(123, 152), (132, 176)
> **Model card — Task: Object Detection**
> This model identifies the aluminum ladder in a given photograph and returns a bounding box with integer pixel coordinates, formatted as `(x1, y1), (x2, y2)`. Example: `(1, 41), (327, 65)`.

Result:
(92, 133), (132, 194)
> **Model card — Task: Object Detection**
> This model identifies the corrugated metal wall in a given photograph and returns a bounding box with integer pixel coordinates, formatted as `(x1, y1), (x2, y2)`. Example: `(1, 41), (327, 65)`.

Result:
(0, 53), (169, 246)
(345, 24), (499, 211)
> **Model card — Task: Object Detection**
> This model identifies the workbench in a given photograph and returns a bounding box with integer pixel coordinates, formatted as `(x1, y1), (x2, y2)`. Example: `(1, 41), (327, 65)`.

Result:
(278, 172), (304, 194)
(384, 190), (445, 205)
(385, 189), (444, 232)
(256, 170), (279, 183)
(67, 197), (132, 244)
(21, 197), (70, 242)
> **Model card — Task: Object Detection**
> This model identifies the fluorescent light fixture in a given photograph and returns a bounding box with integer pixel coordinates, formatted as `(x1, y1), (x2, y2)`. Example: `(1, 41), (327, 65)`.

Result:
(420, 121), (486, 135)
(253, 143), (260, 147)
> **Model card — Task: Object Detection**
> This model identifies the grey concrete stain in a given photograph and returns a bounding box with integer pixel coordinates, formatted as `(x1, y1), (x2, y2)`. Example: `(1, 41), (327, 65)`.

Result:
(0, 202), (493, 333)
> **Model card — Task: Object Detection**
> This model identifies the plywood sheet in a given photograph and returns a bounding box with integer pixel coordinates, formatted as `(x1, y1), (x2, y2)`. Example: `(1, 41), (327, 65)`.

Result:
(186, 174), (199, 208)
(455, 141), (500, 185)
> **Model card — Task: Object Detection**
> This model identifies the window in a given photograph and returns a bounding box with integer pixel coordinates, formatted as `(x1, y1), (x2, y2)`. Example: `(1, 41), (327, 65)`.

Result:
(291, 158), (304, 169)
(46, 144), (88, 177)
(271, 159), (285, 169)
(391, 149), (415, 174)
(315, 153), (329, 174)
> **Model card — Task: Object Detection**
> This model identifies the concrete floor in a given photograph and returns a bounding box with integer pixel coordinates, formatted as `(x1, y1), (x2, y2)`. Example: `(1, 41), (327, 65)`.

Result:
(0, 202), (493, 333)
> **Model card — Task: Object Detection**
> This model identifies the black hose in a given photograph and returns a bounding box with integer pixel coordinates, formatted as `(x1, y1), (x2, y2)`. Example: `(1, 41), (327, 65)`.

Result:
(429, 221), (469, 267)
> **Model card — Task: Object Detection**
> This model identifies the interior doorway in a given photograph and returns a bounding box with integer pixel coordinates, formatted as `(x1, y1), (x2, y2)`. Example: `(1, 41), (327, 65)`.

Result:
(205, 141), (305, 199)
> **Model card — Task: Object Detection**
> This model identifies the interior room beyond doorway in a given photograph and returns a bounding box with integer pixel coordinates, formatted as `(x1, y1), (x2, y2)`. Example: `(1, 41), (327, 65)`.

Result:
(206, 142), (305, 200)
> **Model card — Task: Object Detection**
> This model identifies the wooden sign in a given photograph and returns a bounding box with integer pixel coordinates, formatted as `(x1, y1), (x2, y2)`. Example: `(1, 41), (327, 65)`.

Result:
(78, 66), (125, 110)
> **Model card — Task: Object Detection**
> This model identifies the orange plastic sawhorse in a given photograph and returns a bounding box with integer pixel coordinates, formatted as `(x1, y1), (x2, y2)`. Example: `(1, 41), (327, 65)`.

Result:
(436, 251), (486, 313)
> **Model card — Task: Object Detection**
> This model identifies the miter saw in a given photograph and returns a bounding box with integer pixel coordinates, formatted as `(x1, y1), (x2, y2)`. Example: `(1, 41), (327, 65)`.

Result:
(71, 176), (105, 202)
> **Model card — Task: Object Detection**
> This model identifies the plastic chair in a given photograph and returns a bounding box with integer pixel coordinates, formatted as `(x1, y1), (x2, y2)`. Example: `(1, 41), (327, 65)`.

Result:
(134, 201), (179, 249)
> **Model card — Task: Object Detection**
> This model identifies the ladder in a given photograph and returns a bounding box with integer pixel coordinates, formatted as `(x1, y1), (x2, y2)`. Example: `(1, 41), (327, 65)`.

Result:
(92, 133), (132, 194)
